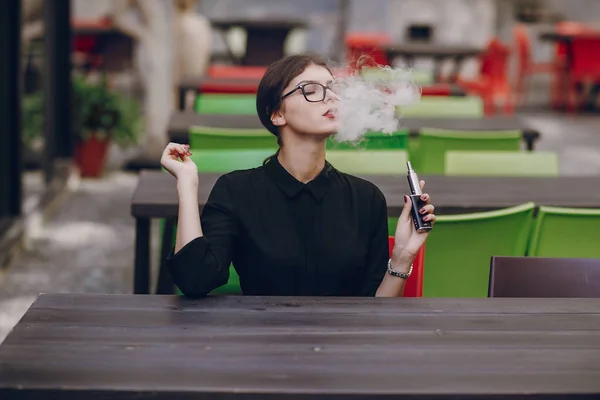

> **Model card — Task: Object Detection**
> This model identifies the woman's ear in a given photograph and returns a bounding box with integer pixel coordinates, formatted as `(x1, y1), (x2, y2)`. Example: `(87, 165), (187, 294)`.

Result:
(271, 110), (286, 127)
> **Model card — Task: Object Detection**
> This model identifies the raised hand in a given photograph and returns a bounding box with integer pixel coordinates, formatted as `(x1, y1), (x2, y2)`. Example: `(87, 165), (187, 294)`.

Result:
(160, 143), (197, 181)
(391, 180), (436, 266)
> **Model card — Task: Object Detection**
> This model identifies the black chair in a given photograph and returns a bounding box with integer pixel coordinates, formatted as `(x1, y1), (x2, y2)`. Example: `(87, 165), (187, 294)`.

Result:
(488, 256), (600, 297)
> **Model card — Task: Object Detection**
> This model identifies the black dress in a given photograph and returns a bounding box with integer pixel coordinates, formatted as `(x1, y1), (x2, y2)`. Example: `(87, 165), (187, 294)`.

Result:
(166, 155), (389, 297)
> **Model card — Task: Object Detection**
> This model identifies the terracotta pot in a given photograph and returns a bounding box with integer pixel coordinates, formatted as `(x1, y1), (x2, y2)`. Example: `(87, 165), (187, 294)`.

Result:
(74, 133), (110, 178)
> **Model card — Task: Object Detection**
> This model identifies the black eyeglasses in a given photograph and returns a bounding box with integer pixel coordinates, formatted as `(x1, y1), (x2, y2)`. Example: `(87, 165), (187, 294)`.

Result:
(280, 81), (340, 104)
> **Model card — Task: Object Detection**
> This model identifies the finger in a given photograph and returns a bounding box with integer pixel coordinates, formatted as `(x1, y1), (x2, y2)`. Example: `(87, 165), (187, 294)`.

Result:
(420, 193), (429, 203)
(423, 213), (436, 225)
(419, 180), (425, 191)
(399, 195), (412, 223)
(419, 204), (434, 215)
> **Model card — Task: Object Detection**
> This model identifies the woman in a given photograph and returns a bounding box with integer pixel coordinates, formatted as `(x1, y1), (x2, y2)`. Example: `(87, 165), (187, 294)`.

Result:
(161, 54), (436, 298)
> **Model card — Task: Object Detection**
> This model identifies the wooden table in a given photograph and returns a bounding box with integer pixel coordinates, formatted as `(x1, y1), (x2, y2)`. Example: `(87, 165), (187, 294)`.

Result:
(382, 43), (482, 83)
(210, 18), (307, 66)
(168, 113), (541, 150)
(131, 171), (600, 294)
(2, 293), (600, 399)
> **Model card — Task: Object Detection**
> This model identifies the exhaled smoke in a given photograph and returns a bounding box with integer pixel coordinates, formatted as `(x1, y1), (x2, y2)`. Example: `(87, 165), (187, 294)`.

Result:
(331, 65), (421, 143)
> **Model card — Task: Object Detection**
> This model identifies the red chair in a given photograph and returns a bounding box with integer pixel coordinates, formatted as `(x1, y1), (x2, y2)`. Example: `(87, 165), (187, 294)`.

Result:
(199, 78), (259, 94)
(345, 32), (391, 71)
(513, 24), (561, 106)
(458, 38), (514, 115)
(207, 65), (267, 79)
(564, 35), (600, 112)
(388, 237), (425, 297)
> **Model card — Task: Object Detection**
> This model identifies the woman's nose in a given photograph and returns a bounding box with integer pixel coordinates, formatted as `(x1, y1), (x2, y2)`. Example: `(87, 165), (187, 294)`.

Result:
(325, 88), (339, 103)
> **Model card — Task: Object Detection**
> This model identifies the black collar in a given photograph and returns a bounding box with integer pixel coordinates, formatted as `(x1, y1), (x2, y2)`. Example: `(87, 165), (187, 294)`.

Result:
(264, 152), (334, 202)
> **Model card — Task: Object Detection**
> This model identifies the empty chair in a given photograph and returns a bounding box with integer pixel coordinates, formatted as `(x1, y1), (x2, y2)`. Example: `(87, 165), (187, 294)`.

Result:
(195, 94), (256, 115)
(528, 206), (600, 258)
(189, 149), (274, 173)
(414, 128), (522, 174)
(326, 150), (408, 176)
(423, 202), (536, 298)
(445, 150), (559, 177)
(327, 130), (409, 150)
(489, 256), (600, 297)
(189, 126), (277, 150)
(398, 96), (484, 118)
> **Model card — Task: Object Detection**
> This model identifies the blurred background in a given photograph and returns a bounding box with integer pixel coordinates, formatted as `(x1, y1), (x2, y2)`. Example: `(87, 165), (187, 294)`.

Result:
(2, 0), (600, 342)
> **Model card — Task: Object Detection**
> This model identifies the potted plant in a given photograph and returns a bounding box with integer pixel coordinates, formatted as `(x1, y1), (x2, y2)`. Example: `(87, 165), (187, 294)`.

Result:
(72, 74), (142, 177)
(21, 75), (142, 177)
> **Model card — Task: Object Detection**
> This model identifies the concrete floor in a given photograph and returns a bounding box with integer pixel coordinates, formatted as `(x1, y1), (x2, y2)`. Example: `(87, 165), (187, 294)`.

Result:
(1, 109), (600, 344)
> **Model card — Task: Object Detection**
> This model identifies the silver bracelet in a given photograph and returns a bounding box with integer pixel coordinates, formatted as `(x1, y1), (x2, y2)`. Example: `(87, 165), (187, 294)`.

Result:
(387, 258), (413, 279)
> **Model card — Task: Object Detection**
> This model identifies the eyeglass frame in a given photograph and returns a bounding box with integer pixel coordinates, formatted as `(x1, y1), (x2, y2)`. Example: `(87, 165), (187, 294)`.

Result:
(274, 81), (338, 110)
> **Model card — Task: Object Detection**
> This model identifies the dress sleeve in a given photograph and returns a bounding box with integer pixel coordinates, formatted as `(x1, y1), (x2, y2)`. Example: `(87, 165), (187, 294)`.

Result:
(359, 187), (389, 296)
(166, 175), (238, 297)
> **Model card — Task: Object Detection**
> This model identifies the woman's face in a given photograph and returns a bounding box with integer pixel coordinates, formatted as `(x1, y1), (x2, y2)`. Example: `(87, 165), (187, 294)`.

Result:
(271, 64), (339, 138)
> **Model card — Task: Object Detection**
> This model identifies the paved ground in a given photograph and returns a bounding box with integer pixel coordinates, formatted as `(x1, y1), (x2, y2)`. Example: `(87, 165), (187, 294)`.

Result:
(1, 109), (600, 343)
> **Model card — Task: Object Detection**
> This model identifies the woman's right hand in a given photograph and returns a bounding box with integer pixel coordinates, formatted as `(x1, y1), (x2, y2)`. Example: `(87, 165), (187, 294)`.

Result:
(160, 143), (197, 181)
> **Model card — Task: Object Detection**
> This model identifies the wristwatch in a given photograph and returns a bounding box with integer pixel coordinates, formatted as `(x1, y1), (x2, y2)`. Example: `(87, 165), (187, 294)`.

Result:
(387, 258), (413, 279)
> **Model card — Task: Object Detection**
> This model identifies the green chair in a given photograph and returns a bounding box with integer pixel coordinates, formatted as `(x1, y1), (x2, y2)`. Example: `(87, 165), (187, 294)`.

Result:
(195, 94), (257, 115)
(398, 96), (484, 118)
(327, 130), (409, 150)
(189, 149), (274, 172)
(423, 202), (536, 298)
(327, 150), (408, 176)
(445, 151), (559, 177)
(528, 206), (600, 258)
(414, 128), (522, 174)
(189, 126), (277, 150)
(360, 67), (434, 86)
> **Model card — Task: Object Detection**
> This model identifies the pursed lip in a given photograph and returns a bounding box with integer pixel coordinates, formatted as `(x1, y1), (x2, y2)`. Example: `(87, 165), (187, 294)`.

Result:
(323, 108), (337, 118)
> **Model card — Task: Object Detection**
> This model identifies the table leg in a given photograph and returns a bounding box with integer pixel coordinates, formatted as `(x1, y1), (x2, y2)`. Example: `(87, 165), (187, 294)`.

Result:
(449, 56), (465, 83)
(134, 218), (150, 294)
(433, 56), (444, 83)
(156, 218), (176, 294)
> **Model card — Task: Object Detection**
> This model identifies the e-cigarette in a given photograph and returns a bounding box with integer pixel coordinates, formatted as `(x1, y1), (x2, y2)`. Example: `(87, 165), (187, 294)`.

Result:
(407, 161), (432, 233)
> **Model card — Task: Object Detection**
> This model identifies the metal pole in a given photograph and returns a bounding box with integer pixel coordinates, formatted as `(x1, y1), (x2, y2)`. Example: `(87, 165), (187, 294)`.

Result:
(43, 0), (73, 183)
(332, 0), (349, 64)
(0, 0), (23, 218)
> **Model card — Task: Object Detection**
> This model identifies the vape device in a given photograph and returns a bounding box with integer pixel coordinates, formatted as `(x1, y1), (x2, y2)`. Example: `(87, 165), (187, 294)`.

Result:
(406, 161), (433, 233)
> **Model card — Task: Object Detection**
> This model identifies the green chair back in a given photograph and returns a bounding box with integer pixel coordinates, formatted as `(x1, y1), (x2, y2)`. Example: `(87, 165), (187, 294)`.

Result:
(326, 150), (408, 176)
(327, 130), (409, 150)
(445, 151), (559, 177)
(195, 94), (257, 115)
(423, 202), (536, 298)
(189, 149), (274, 172)
(189, 126), (277, 150)
(528, 206), (600, 258)
(398, 96), (484, 118)
(415, 128), (522, 174)
(360, 66), (434, 86)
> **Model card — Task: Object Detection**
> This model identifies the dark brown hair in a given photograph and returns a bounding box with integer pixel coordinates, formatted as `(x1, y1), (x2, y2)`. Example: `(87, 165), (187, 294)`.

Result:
(256, 54), (332, 146)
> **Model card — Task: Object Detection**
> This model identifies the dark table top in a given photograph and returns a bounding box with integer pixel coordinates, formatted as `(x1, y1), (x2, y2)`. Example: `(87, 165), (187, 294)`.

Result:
(131, 170), (600, 219)
(539, 30), (600, 43)
(211, 18), (308, 30)
(1, 293), (599, 399)
(382, 43), (482, 58)
(167, 112), (540, 145)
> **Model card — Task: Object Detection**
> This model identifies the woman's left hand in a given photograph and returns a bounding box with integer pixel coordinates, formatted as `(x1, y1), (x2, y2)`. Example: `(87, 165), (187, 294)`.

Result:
(391, 180), (436, 267)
